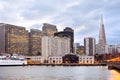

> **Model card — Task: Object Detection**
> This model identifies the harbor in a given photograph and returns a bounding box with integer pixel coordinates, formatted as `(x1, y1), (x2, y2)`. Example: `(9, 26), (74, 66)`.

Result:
(0, 66), (120, 80)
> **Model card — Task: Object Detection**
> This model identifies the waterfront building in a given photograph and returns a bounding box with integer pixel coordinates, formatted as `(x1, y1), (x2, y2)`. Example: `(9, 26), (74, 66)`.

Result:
(78, 56), (94, 64)
(54, 27), (74, 53)
(25, 56), (44, 64)
(0, 23), (29, 55)
(62, 54), (79, 63)
(29, 29), (44, 56)
(84, 37), (96, 56)
(96, 15), (108, 54)
(42, 23), (57, 36)
(42, 36), (70, 59)
(48, 56), (62, 64)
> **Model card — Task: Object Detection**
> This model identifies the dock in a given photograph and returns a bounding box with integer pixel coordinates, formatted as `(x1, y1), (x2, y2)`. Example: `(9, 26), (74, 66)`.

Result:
(108, 64), (120, 71)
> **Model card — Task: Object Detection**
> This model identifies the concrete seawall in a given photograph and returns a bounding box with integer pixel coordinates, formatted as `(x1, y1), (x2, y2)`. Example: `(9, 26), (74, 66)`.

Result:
(108, 64), (120, 71)
(0, 63), (107, 66)
(28, 63), (107, 66)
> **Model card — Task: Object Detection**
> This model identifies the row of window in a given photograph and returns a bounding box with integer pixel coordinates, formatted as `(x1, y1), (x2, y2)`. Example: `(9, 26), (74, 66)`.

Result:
(49, 58), (62, 60)
(79, 58), (93, 59)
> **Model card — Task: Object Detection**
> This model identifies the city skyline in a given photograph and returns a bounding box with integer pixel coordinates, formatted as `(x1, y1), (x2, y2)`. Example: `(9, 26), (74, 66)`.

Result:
(0, 0), (120, 45)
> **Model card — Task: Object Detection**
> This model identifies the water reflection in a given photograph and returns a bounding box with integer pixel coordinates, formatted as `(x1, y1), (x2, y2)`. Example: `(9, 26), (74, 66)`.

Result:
(0, 66), (120, 80)
(109, 70), (120, 80)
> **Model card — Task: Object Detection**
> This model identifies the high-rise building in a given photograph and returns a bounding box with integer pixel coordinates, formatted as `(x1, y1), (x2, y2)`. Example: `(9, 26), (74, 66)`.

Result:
(84, 37), (96, 56)
(54, 27), (74, 53)
(77, 45), (84, 55)
(42, 36), (70, 58)
(108, 45), (116, 54)
(42, 23), (57, 36)
(29, 29), (44, 56)
(74, 43), (80, 54)
(74, 43), (84, 55)
(96, 15), (108, 54)
(116, 44), (120, 53)
(74, 43), (80, 48)
(0, 23), (29, 55)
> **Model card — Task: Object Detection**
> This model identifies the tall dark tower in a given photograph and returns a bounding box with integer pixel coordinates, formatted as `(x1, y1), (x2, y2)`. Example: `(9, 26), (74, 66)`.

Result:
(96, 15), (108, 54)
(99, 15), (106, 44)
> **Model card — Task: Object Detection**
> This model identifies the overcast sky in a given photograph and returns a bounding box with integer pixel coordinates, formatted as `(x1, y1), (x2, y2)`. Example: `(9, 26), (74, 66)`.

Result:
(0, 0), (120, 45)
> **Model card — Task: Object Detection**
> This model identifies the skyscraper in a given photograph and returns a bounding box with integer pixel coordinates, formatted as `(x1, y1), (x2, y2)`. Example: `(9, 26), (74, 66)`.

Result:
(96, 15), (108, 54)
(99, 15), (106, 44)
(54, 27), (74, 53)
(42, 23), (57, 36)
(84, 37), (96, 56)
(0, 23), (29, 55)
(29, 29), (44, 56)
(42, 36), (70, 58)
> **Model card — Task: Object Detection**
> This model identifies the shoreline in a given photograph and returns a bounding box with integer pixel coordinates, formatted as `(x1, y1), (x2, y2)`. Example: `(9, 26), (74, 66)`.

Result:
(108, 64), (120, 72)
(0, 63), (107, 67)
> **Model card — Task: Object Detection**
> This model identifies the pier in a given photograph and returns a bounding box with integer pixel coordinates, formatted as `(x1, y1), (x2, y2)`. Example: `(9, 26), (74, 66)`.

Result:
(108, 63), (120, 71)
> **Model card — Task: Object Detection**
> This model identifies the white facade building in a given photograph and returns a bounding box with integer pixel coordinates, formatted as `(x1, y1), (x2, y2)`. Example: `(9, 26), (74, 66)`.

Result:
(79, 56), (94, 64)
(42, 36), (70, 59)
(84, 37), (96, 56)
(105, 44), (120, 54)
(96, 44), (108, 54)
(48, 56), (62, 64)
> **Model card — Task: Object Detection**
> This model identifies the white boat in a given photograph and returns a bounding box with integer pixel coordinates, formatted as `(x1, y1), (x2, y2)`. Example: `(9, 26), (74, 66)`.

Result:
(0, 56), (27, 66)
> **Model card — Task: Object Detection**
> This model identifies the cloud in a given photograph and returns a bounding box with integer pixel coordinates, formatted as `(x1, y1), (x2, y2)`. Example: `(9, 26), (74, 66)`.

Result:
(0, 0), (120, 45)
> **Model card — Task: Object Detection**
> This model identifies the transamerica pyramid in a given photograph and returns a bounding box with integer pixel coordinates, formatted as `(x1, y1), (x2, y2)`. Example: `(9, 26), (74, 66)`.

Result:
(99, 14), (106, 44)
(96, 15), (108, 54)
